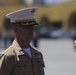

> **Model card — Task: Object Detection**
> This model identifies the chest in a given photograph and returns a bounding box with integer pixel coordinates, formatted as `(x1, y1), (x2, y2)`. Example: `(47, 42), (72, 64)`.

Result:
(12, 55), (45, 75)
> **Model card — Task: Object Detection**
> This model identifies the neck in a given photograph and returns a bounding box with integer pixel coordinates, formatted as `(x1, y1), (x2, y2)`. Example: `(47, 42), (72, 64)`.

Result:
(16, 39), (30, 48)
(20, 43), (30, 48)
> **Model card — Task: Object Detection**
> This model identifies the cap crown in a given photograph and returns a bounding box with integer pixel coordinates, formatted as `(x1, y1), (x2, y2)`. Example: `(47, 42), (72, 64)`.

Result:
(6, 7), (38, 24)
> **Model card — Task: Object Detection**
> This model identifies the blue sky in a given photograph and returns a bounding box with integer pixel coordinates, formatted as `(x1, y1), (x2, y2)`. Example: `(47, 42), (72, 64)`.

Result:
(44, 0), (73, 5)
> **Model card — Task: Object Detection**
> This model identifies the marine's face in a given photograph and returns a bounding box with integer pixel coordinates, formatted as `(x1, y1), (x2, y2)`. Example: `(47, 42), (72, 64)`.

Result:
(13, 24), (35, 42)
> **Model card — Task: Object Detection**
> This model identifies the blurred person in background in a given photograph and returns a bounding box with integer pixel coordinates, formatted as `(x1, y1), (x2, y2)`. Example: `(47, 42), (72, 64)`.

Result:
(2, 18), (14, 48)
(33, 16), (52, 48)
(0, 7), (45, 75)
(36, 16), (52, 38)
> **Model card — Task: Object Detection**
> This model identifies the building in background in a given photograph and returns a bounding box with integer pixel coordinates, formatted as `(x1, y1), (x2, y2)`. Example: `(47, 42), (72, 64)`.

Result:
(0, 0), (76, 48)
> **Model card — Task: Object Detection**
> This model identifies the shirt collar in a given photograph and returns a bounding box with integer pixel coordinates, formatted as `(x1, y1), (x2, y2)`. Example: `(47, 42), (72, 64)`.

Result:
(11, 39), (40, 58)
(12, 39), (25, 56)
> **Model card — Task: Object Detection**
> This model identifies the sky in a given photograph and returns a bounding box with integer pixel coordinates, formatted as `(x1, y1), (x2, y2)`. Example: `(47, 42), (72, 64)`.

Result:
(44, 0), (73, 5)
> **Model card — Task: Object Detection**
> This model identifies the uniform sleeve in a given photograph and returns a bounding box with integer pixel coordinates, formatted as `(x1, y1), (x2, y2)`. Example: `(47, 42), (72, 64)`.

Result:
(0, 55), (15, 75)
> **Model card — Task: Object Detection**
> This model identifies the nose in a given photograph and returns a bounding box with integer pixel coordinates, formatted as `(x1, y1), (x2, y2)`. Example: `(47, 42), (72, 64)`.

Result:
(29, 26), (34, 30)
(28, 27), (34, 33)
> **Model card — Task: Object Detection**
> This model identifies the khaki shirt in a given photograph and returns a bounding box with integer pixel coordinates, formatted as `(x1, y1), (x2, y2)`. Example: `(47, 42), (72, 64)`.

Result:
(0, 40), (45, 75)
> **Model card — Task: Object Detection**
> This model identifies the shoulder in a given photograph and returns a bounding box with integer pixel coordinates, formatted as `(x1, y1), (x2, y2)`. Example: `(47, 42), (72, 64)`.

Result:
(4, 46), (14, 55)
(0, 46), (16, 69)
(1, 46), (15, 59)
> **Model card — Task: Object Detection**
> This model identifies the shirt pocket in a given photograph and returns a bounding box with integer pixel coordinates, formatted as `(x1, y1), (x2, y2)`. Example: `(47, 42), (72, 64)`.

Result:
(13, 64), (26, 75)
